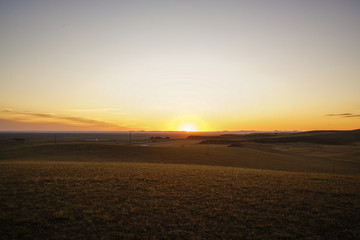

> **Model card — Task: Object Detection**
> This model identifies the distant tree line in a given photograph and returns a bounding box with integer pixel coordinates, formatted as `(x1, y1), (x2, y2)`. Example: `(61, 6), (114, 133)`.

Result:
(149, 136), (170, 142)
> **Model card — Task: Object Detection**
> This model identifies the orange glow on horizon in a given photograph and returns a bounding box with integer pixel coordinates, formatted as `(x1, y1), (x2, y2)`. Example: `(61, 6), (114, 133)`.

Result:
(178, 122), (198, 132)
(165, 115), (209, 132)
(1, 2), (360, 133)
(1, 109), (359, 132)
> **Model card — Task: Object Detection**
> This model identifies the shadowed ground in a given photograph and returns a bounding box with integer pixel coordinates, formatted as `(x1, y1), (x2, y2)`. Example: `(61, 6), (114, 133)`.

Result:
(1, 139), (360, 175)
(1, 131), (360, 239)
(1, 161), (360, 239)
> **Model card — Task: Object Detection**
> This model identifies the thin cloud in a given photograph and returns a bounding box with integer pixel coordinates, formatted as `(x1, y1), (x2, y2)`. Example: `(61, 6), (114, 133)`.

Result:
(70, 108), (129, 114)
(59, 116), (121, 127)
(326, 113), (360, 118)
(0, 108), (12, 112)
(0, 109), (131, 129)
(23, 112), (55, 118)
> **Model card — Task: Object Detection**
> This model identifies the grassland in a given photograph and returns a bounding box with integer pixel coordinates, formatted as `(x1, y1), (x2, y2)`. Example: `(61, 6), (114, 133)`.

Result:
(1, 131), (360, 239)
(1, 161), (360, 239)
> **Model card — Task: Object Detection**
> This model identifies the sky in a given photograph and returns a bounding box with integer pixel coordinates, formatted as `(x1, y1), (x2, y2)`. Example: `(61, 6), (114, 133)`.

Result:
(1, 0), (359, 131)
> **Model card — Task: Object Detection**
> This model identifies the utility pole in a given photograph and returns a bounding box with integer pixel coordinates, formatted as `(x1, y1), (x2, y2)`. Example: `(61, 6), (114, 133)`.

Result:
(129, 130), (132, 145)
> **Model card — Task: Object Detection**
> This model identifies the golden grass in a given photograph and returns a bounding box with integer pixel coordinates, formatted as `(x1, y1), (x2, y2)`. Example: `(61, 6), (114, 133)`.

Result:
(1, 133), (360, 239)
(1, 161), (360, 239)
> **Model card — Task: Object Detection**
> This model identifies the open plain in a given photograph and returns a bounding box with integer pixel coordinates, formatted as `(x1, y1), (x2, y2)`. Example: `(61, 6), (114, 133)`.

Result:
(1, 131), (360, 239)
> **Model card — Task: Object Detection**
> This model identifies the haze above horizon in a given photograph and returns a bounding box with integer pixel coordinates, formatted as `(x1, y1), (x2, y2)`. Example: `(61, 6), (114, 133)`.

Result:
(1, 0), (359, 131)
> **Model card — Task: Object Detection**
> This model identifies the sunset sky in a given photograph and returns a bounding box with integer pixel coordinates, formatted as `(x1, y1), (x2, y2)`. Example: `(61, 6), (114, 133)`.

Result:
(1, 0), (359, 131)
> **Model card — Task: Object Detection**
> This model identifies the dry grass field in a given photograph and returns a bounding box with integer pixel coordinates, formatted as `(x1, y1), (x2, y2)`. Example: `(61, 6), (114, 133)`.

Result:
(1, 161), (360, 239)
(1, 131), (360, 239)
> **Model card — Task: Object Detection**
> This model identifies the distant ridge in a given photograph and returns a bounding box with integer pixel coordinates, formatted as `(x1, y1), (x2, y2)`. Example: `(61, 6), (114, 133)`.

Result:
(253, 129), (360, 145)
(195, 129), (360, 145)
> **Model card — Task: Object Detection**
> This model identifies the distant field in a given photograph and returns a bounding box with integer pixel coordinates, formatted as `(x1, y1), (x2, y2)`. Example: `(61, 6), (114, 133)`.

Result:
(0, 131), (191, 145)
(1, 139), (360, 175)
(1, 131), (360, 239)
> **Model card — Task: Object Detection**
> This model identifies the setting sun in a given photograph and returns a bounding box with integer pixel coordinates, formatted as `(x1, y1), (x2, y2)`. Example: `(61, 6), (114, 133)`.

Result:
(0, 0), (359, 132)
(1, 1), (359, 239)
(179, 123), (198, 132)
